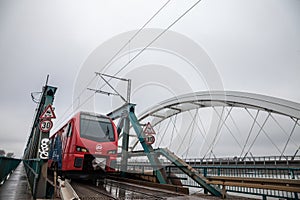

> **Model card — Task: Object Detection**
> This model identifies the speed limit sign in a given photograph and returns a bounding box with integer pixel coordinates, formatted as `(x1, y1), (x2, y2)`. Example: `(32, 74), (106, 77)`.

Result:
(145, 134), (155, 145)
(39, 119), (53, 132)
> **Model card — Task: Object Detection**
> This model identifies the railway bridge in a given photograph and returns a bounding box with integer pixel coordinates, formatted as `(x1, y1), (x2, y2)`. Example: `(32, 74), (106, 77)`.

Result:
(0, 81), (300, 200)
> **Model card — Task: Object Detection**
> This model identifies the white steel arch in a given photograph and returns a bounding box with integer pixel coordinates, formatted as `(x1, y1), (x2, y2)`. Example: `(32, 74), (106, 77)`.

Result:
(138, 91), (300, 127)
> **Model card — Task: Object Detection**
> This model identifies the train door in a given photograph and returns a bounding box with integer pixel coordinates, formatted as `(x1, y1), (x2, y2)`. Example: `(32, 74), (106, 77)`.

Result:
(61, 121), (74, 171)
(50, 134), (62, 170)
(62, 122), (73, 154)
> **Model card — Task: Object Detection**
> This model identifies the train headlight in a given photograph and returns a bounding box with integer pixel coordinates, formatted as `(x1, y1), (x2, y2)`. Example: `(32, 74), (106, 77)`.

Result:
(76, 146), (89, 152)
(107, 150), (117, 155)
(81, 148), (88, 152)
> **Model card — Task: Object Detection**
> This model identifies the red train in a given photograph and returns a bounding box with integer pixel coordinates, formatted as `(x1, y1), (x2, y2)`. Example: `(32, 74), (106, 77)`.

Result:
(48, 111), (118, 178)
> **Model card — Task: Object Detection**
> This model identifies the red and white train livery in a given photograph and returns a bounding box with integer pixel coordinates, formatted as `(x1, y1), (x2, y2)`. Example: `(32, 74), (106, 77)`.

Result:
(48, 111), (118, 178)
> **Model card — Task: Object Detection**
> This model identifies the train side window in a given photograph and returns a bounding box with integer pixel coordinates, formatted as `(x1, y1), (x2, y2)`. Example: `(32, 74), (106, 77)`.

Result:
(67, 123), (72, 137)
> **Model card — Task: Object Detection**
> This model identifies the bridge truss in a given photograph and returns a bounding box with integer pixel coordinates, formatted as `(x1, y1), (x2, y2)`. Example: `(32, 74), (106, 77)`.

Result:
(118, 90), (300, 199)
(129, 91), (300, 160)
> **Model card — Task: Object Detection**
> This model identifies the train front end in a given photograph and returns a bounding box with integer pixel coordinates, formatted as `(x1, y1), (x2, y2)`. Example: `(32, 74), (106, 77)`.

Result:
(72, 112), (118, 174)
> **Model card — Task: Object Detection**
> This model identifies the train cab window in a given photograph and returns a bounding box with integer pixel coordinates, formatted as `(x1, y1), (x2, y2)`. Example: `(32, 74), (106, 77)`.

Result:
(80, 114), (115, 142)
(66, 123), (72, 137)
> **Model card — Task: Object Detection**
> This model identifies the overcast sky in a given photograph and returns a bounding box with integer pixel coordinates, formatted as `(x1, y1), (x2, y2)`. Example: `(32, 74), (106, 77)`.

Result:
(0, 0), (299, 157)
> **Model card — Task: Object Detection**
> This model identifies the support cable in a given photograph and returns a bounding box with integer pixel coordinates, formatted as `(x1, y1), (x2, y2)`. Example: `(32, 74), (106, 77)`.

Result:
(240, 109), (259, 158)
(213, 106), (243, 150)
(280, 119), (298, 159)
(227, 107), (244, 142)
(293, 147), (300, 160)
(176, 109), (198, 154)
(291, 118), (300, 160)
(194, 110), (207, 138)
(292, 117), (300, 126)
(203, 107), (224, 159)
(203, 107), (226, 159)
(169, 114), (178, 149)
(185, 110), (198, 158)
(157, 117), (163, 134)
(195, 110), (210, 156)
(261, 124), (282, 155)
(182, 132), (199, 159)
(158, 115), (173, 147)
(250, 113), (283, 155)
(243, 112), (270, 159)
(270, 114), (298, 148)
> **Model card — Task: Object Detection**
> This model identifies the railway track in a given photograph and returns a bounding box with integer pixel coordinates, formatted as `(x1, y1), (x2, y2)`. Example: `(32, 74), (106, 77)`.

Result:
(71, 181), (117, 200)
(104, 179), (182, 199)
(70, 178), (183, 200)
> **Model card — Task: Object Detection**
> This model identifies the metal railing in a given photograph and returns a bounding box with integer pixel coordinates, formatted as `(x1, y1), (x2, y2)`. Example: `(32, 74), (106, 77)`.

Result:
(117, 162), (300, 199)
(23, 159), (41, 197)
(0, 156), (21, 184)
(184, 155), (300, 166)
(166, 165), (300, 199)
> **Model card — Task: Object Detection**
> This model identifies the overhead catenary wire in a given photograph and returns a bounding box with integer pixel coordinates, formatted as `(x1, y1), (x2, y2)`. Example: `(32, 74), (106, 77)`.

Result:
(96, 0), (202, 95)
(95, 0), (204, 150)
(110, 0), (203, 78)
(57, 0), (203, 129)
(54, 75), (98, 130)
(54, 0), (173, 129)
(90, 0), (204, 104)
(97, 0), (172, 74)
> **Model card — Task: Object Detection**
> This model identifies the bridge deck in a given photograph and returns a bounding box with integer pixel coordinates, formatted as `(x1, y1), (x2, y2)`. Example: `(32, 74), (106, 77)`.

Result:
(0, 162), (32, 199)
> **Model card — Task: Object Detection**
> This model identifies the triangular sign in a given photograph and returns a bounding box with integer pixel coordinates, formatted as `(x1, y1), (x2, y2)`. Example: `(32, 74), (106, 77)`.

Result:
(143, 122), (156, 135)
(39, 105), (56, 119)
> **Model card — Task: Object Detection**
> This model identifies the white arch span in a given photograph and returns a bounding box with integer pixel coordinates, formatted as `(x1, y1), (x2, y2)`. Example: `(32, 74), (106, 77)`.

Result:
(138, 91), (300, 126)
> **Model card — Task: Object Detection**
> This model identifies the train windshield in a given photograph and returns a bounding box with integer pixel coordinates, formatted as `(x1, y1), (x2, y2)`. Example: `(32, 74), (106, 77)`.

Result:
(80, 114), (115, 142)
